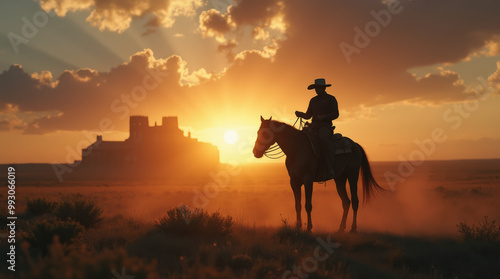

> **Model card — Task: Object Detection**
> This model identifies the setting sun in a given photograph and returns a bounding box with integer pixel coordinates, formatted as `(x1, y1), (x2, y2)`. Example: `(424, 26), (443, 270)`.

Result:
(224, 129), (239, 145)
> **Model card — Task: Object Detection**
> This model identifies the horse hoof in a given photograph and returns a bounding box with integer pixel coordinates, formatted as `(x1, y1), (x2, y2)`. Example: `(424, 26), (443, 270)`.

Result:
(337, 229), (345, 233)
(349, 229), (357, 234)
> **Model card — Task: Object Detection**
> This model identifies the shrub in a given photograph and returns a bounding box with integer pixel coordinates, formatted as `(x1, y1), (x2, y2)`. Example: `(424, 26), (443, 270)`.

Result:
(26, 198), (58, 216)
(21, 241), (159, 279)
(154, 205), (234, 240)
(229, 254), (253, 276)
(56, 199), (104, 229)
(457, 216), (500, 242)
(25, 219), (84, 255)
(272, 218), (317, 245)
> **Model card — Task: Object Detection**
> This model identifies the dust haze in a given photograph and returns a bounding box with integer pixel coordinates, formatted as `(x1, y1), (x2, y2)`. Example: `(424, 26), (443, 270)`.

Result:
(13, 160), (500, 236)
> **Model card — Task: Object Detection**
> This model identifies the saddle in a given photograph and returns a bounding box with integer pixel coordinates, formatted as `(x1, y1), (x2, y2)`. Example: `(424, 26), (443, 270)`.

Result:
(303, 126), (352, 182)
(303, 127), (352, 157)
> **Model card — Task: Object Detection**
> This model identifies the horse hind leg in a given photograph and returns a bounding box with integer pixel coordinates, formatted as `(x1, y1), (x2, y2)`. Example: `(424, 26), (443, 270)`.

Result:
(334, 176), (350, 232)
(348, 171), (359, 233)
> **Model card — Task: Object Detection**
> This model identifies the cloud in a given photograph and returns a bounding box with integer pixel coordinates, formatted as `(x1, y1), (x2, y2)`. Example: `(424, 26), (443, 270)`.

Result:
(199, 9), (232, 42)
(0, 104), (24, 131)
(407, 70), (467, 105)
(178, 60), (213, 86)
(0, 49), (212, 133)
(228, 0), (283, 28)
(463, 33), (500, 60)
(192, 0), (500, 110)
(198, 0), (285, 36)
(267, 0), (500, 107)
(486, 39), (500, 56)
(198, 0), (286, 58)
(487, 61), (500, 93)
(4, 0), (500, 134)
(217, 40), (238, 61)
(37, 0), (203, 32)
(488, 61), (500, 83)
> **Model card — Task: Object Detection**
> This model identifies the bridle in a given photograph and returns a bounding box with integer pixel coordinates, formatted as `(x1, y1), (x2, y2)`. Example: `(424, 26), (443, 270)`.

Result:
(263, 117), (304, 159)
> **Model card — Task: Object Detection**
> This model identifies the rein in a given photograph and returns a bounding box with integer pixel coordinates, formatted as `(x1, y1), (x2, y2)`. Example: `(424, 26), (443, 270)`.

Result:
(264, 117), (304, 159)
(293, 116), (305, 130)
(264, 143), (285, 159)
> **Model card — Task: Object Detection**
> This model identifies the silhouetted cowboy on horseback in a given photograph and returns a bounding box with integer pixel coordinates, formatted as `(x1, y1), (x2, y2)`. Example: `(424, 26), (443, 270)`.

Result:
(295, 78), (339, 179)
(254, 79), (385, 232)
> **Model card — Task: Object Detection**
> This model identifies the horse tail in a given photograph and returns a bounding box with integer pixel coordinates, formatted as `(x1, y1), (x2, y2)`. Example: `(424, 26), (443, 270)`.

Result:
(358, 143), (386, 204)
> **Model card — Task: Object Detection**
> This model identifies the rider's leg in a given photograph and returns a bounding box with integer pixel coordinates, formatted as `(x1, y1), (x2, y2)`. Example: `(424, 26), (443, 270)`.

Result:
(319, 126), (335, 178)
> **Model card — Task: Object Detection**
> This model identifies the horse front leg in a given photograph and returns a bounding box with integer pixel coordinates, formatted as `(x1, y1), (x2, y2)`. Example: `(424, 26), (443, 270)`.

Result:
(304, 181), (314, 232)
(290, 177), (302, 229)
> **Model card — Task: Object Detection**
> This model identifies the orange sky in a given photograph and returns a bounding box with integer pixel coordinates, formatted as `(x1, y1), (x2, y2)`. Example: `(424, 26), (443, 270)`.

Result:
(1, 0), (500, 164)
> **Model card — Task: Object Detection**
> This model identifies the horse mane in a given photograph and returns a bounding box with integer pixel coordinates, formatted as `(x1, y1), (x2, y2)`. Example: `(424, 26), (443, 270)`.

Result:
(269, 119), (299, 133)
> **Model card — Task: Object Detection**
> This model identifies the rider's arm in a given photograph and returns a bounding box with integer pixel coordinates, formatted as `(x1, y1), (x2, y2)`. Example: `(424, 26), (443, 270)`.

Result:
(302, 100), (313, 119)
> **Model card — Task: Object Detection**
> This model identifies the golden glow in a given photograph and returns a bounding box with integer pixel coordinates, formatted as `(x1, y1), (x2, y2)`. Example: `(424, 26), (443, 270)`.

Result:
(2, 1), (500, 166)
(193, 126), (261, 164)
(224, 129), (239, 144)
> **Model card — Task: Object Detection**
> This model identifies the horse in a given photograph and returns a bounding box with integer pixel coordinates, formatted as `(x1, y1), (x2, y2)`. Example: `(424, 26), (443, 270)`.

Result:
(252, 116), (385, 233)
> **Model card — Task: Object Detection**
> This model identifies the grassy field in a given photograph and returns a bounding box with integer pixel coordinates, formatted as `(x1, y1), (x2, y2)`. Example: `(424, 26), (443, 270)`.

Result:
(2, 160), (499, 278)
(1, 198), (499, 279)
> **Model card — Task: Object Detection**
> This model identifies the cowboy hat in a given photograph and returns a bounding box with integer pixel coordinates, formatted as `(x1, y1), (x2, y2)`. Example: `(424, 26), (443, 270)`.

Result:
(307, 78), (331, 90)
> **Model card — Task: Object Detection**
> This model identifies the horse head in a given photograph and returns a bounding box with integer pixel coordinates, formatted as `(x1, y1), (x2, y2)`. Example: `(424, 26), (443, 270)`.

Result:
(253, 116), (276, 158)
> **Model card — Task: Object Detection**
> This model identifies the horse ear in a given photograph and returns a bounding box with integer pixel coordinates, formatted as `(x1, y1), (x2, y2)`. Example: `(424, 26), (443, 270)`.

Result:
(269, 116), (272, 121)
(260, 115), (264, 122)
